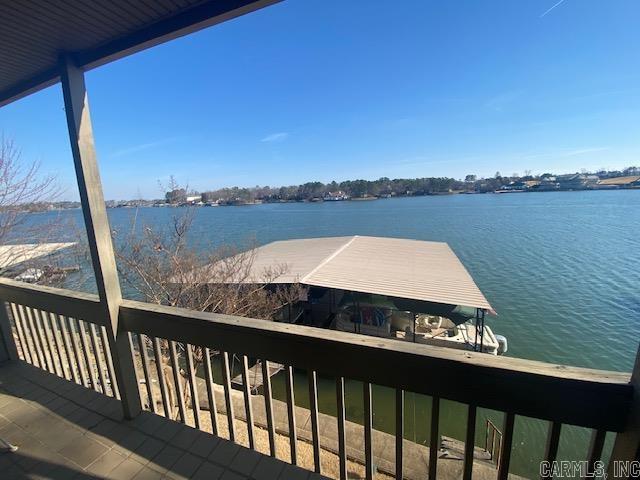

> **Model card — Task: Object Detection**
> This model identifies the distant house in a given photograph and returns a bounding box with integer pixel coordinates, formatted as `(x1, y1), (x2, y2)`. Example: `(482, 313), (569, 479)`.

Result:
(556, 174), (599, 190)
(185, 195), (202, 205)
(498, 181), (526, 191)
(535, 177), (559, 191)
(323, 191), (350, 201)
(497, 180), (538, 192)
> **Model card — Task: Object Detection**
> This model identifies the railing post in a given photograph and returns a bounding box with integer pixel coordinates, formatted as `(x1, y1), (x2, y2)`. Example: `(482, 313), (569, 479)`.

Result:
(608, 343), (640, 476)
(59, 56), (142, 419)
(0, 301), (19, 362)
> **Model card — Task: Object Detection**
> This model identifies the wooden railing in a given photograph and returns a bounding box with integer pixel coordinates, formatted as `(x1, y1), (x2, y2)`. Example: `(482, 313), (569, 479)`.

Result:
(0, 279), (119, 399)
(0, 277), (638, 480)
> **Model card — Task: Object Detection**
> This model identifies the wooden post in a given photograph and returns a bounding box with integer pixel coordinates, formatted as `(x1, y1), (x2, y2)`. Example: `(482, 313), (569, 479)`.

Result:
(608, 344), (640, 475)
(59, 56), (142, 419)
(0, 302), (19, 362)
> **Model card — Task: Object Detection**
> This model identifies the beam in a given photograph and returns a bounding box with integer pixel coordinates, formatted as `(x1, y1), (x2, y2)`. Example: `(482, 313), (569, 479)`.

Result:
(59, 56), (141, 419)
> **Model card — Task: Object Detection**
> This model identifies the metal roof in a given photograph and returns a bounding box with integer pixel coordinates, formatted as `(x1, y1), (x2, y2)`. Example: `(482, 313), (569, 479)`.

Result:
(0, 0), (277, 107)
(0, 243), (76, 269)
(207, 236), (494, 311)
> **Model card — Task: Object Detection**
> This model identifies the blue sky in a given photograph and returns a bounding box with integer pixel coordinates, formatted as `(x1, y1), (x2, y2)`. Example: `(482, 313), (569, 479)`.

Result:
(1, 0), (639, 200)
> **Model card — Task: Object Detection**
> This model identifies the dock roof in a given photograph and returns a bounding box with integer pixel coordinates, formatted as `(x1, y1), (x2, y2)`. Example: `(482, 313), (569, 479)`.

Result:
(205, 236), (494, 312)
(0, 243), (76, 270)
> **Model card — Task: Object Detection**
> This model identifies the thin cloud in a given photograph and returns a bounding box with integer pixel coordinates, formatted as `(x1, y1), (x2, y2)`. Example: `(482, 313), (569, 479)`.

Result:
(261, 132), (289, 143)
(111, 137), (180, 158)
(518, 146), (609, 160)
(563, 147), (609, 157)
(540, 0), (566, 18)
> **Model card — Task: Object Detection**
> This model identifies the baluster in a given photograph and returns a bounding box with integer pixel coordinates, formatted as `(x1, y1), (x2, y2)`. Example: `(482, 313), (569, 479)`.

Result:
(88, 323), (107, 393)
(38, 310), (59, 376)
(59, 315), (79, 384)
(168, 340), (186, 422)
(32, 309), (53, 372)
(541, 422), (561, 480)
(364, 382), (373, 480)
(137, 333), (156, 413)
(66, 317), (89, 386)
(47, 312), (67, 379)
(261, 360), (276, 457)
(308, 370), (321, 474)
(586, 429), (607, 476)
(10, 304), (30, 363)
(285, 365), (298, 465)
(463, 405), (477, 480)
(128, 333), (142, 402)
(17, 305), (37, 366)
(77, 319), (98, 390)
(240, 355), (255, 449)
(100, 325), (119, 398)
(24, 306), (45, 369)
(429, 397), (440, 480)
(152, 337), (171, 417)
(396, 389), (404, 480)
(497, 412), (515, 480)
(202, 347), (219, 435)
(221, 351), (236, 442)
(336, 377), (347, 480)
(185, 344), (201, 429)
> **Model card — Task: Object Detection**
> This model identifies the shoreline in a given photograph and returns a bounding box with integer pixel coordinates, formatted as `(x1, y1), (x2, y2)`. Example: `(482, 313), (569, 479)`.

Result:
(21, 186), (640, 213)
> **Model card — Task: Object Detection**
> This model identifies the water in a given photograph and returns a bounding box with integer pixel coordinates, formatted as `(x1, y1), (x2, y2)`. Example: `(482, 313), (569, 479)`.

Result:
(27, 190), (640, 477)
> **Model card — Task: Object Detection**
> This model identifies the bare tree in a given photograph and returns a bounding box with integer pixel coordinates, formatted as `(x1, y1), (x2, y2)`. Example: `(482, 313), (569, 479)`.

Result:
(0, 136), (58, 239)
(0, 135), (85, 284)
(115, 206), (304, 416)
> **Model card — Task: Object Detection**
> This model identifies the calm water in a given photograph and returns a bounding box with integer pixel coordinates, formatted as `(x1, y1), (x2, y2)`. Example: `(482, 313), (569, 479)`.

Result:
(29, 190), (640, 478)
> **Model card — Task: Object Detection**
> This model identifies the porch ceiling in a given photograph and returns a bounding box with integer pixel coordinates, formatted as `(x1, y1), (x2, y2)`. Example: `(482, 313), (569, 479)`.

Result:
(0, 0), (278, 107)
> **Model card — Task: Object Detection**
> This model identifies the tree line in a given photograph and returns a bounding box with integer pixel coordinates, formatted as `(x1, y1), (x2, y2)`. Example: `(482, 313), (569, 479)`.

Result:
(186, 165), (639, 204)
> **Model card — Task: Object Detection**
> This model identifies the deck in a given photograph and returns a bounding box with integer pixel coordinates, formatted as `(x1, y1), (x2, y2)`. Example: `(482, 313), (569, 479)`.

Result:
(0, 361), (326, 480)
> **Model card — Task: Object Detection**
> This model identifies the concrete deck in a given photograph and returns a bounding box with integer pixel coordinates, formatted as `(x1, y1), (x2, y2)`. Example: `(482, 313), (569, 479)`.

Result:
(0, 361), (329, 480)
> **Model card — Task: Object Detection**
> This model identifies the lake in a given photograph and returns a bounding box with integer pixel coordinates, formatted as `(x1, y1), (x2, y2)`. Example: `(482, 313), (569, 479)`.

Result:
(26, 190), (640, 478)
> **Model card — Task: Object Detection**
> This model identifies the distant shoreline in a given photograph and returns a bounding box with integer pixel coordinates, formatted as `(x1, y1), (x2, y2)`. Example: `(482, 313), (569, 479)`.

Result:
(19, 186), (639, 213)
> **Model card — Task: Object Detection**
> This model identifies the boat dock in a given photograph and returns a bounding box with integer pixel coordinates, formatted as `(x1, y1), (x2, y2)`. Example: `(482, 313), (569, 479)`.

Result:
(231, 360), (284, 393)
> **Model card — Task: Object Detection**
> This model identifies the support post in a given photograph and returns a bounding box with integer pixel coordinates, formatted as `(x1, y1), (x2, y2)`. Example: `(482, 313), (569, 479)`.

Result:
(59, 56), (142, 419)
(608, 344), (640, 476)
(474, 308), (479, 352)
(480, 309), (485, 353)
(0, 301), (19, 362)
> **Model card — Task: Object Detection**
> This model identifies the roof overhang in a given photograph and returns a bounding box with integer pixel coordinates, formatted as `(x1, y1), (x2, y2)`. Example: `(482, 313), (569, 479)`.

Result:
(0, 0), (280, 107)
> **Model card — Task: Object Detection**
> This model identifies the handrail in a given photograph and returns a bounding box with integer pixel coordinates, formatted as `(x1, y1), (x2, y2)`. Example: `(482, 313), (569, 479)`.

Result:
(0, 278), (633, 431)
(0, 277), (104, 325)
(1, 279), (638, 478)
(119, 298), (633, 431)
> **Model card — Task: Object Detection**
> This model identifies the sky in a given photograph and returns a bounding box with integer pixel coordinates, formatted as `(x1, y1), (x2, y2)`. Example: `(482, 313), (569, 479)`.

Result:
(1, 0), (639, 200)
